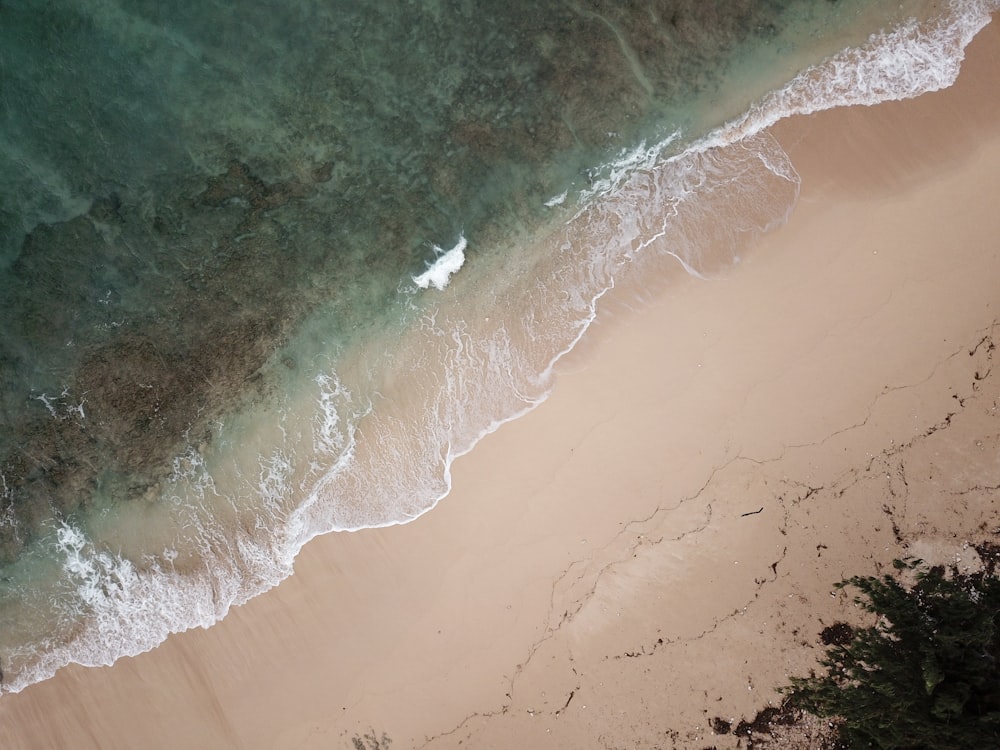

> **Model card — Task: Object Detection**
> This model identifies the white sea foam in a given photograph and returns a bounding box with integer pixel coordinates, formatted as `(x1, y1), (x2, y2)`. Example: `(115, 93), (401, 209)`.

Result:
(413, 235), (467, 290)
(0, 472), (16, 536)
(703, 0), (998, 150)
(8, 521), (247, 684)
(544, 190), (568, 207)
(313, 372), (354, 458)
(30, 386), (86, 422)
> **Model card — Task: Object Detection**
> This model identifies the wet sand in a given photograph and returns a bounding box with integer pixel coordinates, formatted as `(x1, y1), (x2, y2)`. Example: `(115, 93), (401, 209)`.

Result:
(2, 16), (999, 750)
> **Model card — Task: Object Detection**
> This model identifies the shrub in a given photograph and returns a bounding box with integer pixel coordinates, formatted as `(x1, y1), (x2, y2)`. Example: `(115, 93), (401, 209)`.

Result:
(783, 558), (1000, 749)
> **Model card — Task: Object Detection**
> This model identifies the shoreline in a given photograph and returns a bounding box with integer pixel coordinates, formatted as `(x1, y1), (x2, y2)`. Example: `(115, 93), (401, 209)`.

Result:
(2, 14), (1000, 750)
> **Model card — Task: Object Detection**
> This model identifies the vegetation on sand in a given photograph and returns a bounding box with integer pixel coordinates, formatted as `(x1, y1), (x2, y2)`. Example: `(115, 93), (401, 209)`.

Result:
(782, 556), (1000, 749)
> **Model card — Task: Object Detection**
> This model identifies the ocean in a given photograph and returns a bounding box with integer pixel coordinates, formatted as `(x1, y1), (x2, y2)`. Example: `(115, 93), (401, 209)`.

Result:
(0, 0), (995, 693)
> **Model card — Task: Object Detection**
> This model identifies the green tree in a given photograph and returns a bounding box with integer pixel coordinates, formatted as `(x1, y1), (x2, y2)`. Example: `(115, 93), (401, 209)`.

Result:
(783, 558), (1000, 749)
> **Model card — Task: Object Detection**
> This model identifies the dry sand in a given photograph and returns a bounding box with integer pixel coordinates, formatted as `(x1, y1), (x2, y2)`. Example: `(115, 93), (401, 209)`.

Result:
(2, 17), (999, 750)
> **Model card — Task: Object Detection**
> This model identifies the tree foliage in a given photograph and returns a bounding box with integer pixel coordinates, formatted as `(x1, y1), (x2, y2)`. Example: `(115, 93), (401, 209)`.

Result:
(783, 557), (1000, 749)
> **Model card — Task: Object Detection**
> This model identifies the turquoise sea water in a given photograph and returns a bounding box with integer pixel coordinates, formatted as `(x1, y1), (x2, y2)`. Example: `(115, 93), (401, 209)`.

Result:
(0, 0), (995, 692)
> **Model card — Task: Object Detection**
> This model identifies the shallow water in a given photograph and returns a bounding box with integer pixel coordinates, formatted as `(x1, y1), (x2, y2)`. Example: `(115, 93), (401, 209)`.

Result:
(0, 0), (995, 693)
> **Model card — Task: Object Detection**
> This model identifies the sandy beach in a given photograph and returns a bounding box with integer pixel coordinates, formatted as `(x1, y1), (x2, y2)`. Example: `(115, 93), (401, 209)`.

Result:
(3, 14), (1000, 750)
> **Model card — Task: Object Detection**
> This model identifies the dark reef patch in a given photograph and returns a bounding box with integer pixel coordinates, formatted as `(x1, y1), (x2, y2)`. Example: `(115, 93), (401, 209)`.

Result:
(0, 158), (335, 566)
